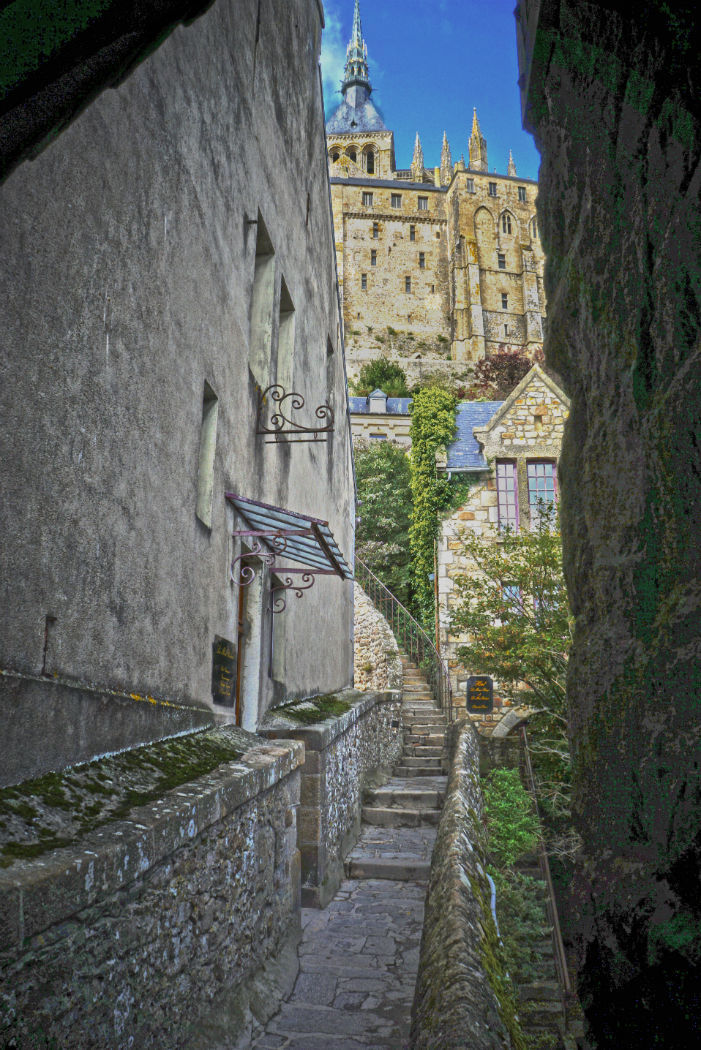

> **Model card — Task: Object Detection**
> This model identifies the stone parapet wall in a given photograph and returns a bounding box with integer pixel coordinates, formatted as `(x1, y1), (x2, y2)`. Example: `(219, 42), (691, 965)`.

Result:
(353, 581), (403, 692)
(261, 690), (402, 906)
(0, 730), (304, 1050)
(410, 719), (513, 1050)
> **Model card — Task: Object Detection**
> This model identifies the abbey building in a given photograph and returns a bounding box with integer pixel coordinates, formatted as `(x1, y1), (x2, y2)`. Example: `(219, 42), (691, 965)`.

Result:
(326, 1), (546, 378)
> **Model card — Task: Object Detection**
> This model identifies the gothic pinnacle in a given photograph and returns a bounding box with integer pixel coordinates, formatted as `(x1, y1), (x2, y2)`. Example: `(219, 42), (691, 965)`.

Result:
(508, 149), (517, 176)
(440, 131), (453, 185)
(412, 132), (425, 180)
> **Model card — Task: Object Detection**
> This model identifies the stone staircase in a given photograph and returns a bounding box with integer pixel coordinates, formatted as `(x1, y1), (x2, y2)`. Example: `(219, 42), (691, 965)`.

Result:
(344, 655), (447, 882)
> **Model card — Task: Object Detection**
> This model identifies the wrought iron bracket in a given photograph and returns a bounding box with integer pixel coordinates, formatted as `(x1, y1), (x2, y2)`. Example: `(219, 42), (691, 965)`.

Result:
(231, 528), (336, 611)
(256, 384), (334, 443)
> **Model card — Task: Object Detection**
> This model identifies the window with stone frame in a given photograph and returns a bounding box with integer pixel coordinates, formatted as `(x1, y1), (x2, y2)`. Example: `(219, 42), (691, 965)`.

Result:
(409, 225), (416, 241)
(362, 191), (373, 207)
(502, 292), (508, 309)
(502, 212), (512, 234)
(496, 460), (519, 531)
(498, 252), (506, 270)
(531, 217), (538, 239)
(527, 460), (558, 526)
(419, 252), (425, 269)
(489, 182), (497, 196)
(405, 276), (411, 293)
(361, 273), (367, 290)
(418, 196), (428, 211)
(391, 193), (402, 208)
(518, 186), (527, 202)
(365, 149), (376, 175)
(371, 250), (377, 266)
(466, 178), (475, 193)
(373, 222), (379, 239)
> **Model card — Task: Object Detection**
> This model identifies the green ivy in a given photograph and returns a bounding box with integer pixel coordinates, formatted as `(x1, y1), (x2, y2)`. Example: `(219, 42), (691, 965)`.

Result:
(408, 387), (457, 627)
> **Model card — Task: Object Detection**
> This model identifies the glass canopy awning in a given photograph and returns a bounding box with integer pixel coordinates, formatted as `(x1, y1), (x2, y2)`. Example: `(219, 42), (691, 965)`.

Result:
(226, 492), (353, 611)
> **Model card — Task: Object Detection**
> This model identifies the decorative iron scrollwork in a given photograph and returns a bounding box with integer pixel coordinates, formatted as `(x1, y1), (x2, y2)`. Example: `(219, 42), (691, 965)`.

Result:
(256, 385), (334, 443)
(270, 572), (316, 613)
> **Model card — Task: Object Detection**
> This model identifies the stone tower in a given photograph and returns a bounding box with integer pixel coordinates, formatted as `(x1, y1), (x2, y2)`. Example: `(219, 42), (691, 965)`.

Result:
(468, 108), (488, 172)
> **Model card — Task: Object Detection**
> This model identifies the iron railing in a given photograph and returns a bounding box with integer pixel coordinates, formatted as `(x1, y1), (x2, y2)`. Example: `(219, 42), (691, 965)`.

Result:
(519, 724), (572, 999)
(355, 558), (453, 720)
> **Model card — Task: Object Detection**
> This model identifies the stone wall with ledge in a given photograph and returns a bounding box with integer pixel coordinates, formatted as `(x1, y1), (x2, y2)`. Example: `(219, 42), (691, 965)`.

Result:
(260, 689), (403, 907)
(353, 582), (403, 692)
(0, 727), (303, 1050)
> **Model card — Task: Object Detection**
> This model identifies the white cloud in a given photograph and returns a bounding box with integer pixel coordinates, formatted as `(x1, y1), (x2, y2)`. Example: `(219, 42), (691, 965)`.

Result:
(320, 2), (347, 109)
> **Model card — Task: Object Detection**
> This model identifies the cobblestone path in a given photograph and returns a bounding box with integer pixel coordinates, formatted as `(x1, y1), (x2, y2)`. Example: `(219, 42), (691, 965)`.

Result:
(249, 658), (447, 1050)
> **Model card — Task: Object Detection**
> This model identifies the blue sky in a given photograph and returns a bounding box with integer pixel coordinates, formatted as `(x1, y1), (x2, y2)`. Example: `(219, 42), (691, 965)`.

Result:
(320, 0), (541, 182)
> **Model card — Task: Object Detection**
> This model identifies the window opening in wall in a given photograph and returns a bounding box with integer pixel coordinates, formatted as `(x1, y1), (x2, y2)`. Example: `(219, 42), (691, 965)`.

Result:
(518, 186), (527, 202)
(419, 252), (425, 269)
(276, 278), (295, 391)
(369, 433), (387, 440)
(504, 324), (509, 336)
(418, 196), (428, 211)
(501, 583), (521, 615)
(361, 273), (367, 290)
(362, 191), (373, 207)
(496, 460), (518, 531)
(498, 252), (506, 269)
(196, 381), (218, 528)
(430, 284), (435, 293)
(502, 293), (508, 309)
(391, 193), (402, 208)
(489, 182), (497, 196)
(366, 150), (375, 174)
(466, 178), (475, 192)
(435, 231), (441, 238)
(249, 212), (275, 387)
(371, 249), (377, 266)
(527, 461), (557, 525)
(348, 149), (357, 163)
(330, 148), (340, 163)
(531, 217), (538, 238)
(502, 213), (512, 234)
(373, 222), (379, 238)
(409, 225), (416, 242)
(405, 276), (411, 293)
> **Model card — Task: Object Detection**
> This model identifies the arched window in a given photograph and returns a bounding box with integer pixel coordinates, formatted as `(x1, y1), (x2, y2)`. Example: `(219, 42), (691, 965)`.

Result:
(363, 147), (376, 175)
(530, 217), (538, 239)
(330, 149), (340, 163)
(502, 212), (512, 234)
(347, 148), (357, 164)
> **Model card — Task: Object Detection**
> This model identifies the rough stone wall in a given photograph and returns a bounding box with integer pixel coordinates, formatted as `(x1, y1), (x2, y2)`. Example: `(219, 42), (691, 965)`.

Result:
(0, 732), (304, 1049)
(262, 690), (403, 906)
(437, 368), (568, 708)
(353, 582), (403, 691)
(410, 719), (513, 1050)
(517, 1), (701, 1043)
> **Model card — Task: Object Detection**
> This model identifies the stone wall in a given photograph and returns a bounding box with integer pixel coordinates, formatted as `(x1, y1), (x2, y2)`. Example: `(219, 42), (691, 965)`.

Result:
(410, 719), (514, 1050)
(261, 689), (403, 907)
(0, 729), (304, 1049)
(516, 2), (701, 1043)
(353, 582), (403, 692)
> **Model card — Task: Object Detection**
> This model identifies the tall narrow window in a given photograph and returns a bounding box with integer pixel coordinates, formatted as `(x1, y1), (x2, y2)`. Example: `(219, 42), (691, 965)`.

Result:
(466, 178), (475, 193)
(373, 222), (379, 239)
(502, 293), (508, 309)
(531, 217), (538, 239)
(419, 252), (425, 269)
(348, 148), (357, 163)
(362, 191), (373, 207)
(498, 252), (506, 269)
(518, 186), (527, 202)
(409, 225), (416, 242)
(371, 249), (377, 266)
(276, 278), (295, 391)
(502, 213), (512, 234)
(504, 324), (509, 336)
(527, 461), (557, 526)
(391, 193), (402, 208)
(489, 182), (497, 197)
(405, 276), (411, 293)
(196, 382), (218, 528)
(496, 460), (518, 531)
(366, 150), (375, 174)
(361, 273), (367, 290)
(418, 196), (428, 211)
(249, 213), (275, 386)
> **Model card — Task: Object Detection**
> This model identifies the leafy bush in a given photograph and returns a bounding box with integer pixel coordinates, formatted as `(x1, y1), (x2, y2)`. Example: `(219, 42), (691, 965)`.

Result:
(483, 768), (539, 867)
(351, 359), (411, 397)
(355, 440), (413, 607)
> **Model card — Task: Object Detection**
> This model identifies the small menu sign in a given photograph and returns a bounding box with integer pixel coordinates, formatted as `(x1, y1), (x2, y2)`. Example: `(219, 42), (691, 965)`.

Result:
(466, 675), (493, 714)
(212, 635), (236, 706)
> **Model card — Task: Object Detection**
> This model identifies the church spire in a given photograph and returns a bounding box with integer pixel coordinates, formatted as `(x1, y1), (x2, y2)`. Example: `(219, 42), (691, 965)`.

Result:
(468, 108), (488, 172)
(507, 149), (517, 176)
(440, 131), (452, 185)
(342, 0), (371, 94)
(411, 132), (424, 182)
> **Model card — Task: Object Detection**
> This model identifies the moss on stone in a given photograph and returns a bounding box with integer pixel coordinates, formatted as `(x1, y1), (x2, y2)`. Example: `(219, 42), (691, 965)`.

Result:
(275, 693), (352, 725)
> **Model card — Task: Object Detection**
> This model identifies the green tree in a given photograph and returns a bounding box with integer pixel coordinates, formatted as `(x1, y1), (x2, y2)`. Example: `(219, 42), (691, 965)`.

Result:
(408, 387), (457, 627)
(451, 503), (577, 856)
(351, 359), (411, 397)
(354, 440), (413, 607)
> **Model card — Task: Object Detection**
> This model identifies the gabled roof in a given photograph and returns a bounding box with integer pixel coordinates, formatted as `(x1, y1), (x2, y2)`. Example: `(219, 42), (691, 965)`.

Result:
(472, 364), (570, 441)
(325, 93), (387, 134)
(445, 402), (503, 471)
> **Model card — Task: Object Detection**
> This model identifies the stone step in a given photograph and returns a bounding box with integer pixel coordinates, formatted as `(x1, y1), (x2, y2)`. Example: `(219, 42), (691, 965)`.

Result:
(519, 1000), (566, 1027)
(394, 765), (445, 778)
(401, 751), (443, 763)
(365, 786), (444, 809)
(344, 855), (431, 881)
(402, 709), (443, 719)
(403, 741), (444, 754)
(361, 806), (441, 828)
(517, 982), (562, 1002)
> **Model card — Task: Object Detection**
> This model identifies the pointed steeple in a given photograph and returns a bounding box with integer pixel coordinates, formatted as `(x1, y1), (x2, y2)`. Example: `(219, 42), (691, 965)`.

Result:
(440, 131), (452, 185)
(507, 149), (517, 177)
(411, 132), (424, 182)
(468, 108), (488, 172)
(342, 0), (370, 93)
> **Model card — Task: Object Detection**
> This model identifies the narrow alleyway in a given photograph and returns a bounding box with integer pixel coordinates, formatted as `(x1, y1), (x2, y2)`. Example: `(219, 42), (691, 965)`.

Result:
(249, 658), (447, 1050)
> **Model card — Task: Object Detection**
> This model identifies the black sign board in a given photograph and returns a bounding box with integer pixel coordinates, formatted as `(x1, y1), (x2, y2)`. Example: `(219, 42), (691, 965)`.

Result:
(212, 635), (236, 706)
(466, 675), (493, 714)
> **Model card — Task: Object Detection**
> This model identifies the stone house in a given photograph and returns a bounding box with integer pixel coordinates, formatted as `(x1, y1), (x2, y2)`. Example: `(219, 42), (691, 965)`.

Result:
(327, 0), (546, 379)
(0, 0), (355, 786)
(348, 388), (413, 446)
(436, 365), (570, 716)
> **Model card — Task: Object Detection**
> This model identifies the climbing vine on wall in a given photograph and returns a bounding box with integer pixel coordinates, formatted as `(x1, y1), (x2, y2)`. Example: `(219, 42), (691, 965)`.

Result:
(408, 387), (457, 628)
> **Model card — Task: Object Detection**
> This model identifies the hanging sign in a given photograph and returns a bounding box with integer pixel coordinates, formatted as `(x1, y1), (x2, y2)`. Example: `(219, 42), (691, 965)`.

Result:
(212, 635), (236, 706)
(466, 675), (493, 714)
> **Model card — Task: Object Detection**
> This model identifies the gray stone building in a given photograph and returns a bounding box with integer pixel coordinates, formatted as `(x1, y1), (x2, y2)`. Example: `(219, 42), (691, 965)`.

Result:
(0, 0), (355, 786)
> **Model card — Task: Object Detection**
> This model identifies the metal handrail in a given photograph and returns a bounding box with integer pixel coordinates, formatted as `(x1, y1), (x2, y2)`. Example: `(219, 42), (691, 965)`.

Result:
(355, 558), (453, 720)
(519, 724), (572, 997)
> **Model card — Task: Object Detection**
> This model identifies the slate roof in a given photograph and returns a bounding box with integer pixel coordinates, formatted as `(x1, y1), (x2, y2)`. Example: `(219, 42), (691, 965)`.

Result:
(446, 402), (503, 471)
(348, 396), (412, 415)
(326, 93), (387, 134)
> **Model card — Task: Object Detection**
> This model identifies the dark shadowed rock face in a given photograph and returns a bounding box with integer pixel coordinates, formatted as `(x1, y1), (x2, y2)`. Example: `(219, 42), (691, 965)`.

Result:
(517, 1), (701, 1045)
